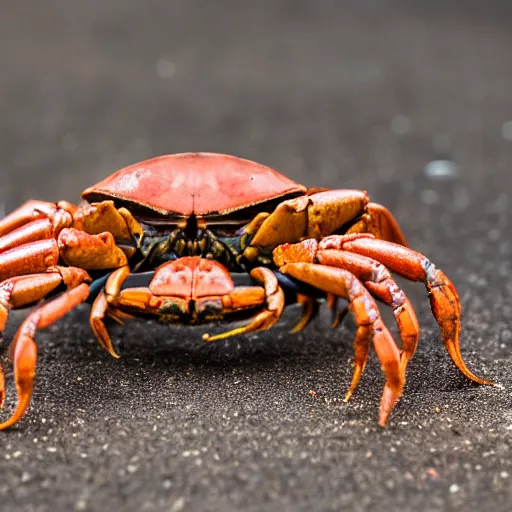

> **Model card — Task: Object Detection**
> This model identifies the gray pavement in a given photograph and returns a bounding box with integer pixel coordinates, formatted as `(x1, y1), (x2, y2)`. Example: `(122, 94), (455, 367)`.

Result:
(0, 1), (511, 511)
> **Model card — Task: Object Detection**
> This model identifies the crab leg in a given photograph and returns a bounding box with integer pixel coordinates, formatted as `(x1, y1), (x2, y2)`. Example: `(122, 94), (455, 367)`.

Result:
(0, 266), (91, 332)
(90, 266), (131, 358)
(366, 203), (408, 246)
(274, 238), (419, 386)
(0, 219), (55, 254)
(291, 294), (319, 333)
(0, 239), (60, 281)
(203, 267), (285, 342)
(0, 200), (59, 236)
(327, 294), (349, 328)
(90, 292), (120, 358)
(0, 226), (128, 283)
(316, 249), (420, 373)
(279, 262), (402, 426)
(0, 283), (90, 430)
(328, 236), (491, 386)
(0, 199), (141, 261)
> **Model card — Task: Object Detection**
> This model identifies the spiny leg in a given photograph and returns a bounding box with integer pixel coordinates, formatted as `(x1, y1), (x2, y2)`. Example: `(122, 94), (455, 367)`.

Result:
(316, 249), (420, 374)
(333, 236), (491, 385)
(203, 267), (285, 342)
(279, 262), (403, 426)
(0, 283), (90, 430)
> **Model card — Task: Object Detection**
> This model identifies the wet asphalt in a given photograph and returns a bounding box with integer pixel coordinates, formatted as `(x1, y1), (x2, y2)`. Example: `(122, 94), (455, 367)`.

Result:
(0, 1), (512, 511)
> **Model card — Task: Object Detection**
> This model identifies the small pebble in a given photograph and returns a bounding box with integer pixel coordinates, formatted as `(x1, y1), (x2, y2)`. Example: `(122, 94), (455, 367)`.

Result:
(426, 468), (439, 479)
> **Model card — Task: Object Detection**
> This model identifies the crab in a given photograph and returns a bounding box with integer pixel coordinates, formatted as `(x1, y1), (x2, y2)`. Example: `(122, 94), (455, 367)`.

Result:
(0, 152), (491, 429)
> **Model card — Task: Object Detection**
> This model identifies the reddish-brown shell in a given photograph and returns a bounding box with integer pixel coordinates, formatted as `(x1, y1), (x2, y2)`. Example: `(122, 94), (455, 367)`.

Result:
(82, 153), (306, 216)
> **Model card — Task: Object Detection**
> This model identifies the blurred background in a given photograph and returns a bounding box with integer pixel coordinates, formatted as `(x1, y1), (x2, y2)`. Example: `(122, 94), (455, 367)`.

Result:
(1, 1), (512, 511)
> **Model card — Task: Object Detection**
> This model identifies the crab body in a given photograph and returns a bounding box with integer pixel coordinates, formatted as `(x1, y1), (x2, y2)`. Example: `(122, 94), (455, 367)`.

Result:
(0, 153), (491, 430)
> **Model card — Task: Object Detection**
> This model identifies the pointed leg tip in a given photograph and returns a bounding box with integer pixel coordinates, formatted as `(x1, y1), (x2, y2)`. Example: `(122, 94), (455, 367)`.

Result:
(108, 348), (121, 359)
(475, 378), (493, 386)
(378, 396), (395, 427)
(0, 391), (32, 431)
(203, 332), (226, 343)
(378, 383), (403, 428)
(100, 341), (120, 359)
(101, 341), (120, 359)
(0, 418), (20, 431)
(457, 364), (493, 386)
(378, 399), (393, 427)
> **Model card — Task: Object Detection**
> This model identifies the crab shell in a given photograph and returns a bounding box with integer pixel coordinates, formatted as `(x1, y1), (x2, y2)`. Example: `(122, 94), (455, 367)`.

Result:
(82, 152), (308, 217)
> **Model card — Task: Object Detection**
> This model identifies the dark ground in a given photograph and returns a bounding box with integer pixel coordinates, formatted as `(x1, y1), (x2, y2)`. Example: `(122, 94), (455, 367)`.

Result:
(1, 1), (512, 511)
